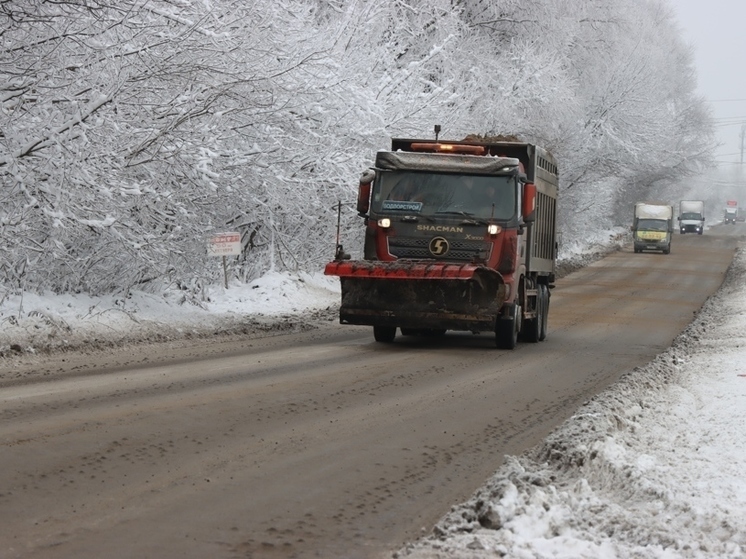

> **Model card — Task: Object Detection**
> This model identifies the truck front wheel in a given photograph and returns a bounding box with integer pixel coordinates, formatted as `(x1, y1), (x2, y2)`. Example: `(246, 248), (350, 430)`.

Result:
(373, 325), (397, 343)
(522, 284), (550, 343)
(521, 294), (542, 344)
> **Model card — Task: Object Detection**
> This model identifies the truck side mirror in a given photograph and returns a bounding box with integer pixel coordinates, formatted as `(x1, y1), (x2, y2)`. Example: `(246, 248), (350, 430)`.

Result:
(356, 169), (375, 216)
(522, 182), (536, 222)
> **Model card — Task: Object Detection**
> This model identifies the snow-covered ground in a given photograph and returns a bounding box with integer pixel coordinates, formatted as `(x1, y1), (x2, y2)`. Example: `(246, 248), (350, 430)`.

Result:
(1, 230), (744, 558)
(398, 248), (746, 558)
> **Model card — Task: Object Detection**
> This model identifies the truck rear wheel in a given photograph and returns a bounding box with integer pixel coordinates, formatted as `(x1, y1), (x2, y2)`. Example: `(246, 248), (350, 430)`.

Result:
(373, 325), (397, 343)
(495, 304), (520, 349)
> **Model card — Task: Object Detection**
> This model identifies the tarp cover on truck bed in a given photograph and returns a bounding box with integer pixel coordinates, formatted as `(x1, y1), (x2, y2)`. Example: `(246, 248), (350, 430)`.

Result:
(635, 203), (673, 220)
(376, 151), (519, 175)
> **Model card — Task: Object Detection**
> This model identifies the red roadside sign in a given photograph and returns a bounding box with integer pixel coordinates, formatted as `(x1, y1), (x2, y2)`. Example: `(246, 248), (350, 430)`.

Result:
(208, 232), (241, 256)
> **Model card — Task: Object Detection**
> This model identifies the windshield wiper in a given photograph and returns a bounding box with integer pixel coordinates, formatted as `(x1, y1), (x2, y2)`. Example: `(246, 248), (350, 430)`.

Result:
(435, 210), (474, 217)
(403, 215), (437, 223)
(433, 210), (486, 225)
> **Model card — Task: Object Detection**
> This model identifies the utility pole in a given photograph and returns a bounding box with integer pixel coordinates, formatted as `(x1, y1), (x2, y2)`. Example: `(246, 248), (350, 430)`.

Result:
(740, 125), (746, 205)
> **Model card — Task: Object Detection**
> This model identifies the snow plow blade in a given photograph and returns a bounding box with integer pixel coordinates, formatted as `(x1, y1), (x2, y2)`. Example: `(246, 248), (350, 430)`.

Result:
(324, 260), (506, 332)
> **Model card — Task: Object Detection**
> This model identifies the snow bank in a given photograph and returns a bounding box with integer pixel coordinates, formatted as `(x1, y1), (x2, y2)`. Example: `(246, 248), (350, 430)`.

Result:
(0, 272), (340, 356)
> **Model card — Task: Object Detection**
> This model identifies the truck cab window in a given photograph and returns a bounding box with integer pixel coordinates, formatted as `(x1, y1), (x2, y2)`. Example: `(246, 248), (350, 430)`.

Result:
(636, 218), (668, 231)
(374, 172), (515, 220)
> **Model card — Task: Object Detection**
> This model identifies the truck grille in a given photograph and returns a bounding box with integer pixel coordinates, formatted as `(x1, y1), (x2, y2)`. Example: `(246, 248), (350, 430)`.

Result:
(388, 237), (492, 261)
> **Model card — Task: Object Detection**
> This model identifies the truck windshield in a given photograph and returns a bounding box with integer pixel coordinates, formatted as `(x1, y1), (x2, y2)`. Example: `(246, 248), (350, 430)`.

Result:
(637, 219), (668, 231)
(681, 212), (701, 220)
(371, 172), (516, 220)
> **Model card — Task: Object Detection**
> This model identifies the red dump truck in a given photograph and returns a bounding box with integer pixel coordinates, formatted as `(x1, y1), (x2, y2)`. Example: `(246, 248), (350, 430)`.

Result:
(324, 133), (559, 349)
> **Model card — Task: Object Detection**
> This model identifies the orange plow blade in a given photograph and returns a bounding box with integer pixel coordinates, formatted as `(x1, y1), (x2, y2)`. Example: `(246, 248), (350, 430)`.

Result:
(325, 260), (506, 332)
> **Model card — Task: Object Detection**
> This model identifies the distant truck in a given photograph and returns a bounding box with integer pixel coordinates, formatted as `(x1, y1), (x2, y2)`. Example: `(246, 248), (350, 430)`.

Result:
(724, 200), (738, 224)
(678, 200), (705, 235)
(633, 202), (673, 254)
(325, 132), (559, 349)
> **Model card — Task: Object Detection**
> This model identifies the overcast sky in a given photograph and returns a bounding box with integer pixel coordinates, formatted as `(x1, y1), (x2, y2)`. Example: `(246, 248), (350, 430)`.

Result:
(672, 0), (746, 167)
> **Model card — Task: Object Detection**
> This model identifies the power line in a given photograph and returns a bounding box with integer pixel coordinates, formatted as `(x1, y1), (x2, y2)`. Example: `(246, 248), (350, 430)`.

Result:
(713, 121), (746, 128)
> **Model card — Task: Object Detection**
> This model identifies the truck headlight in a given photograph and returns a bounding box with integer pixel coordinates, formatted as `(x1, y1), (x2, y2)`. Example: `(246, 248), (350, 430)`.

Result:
(487, 224), (501, 235)
(378, 218), (391, 229)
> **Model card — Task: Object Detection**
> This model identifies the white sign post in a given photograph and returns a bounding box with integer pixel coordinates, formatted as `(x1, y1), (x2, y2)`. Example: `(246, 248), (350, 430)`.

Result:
(208, 232), (241, 289)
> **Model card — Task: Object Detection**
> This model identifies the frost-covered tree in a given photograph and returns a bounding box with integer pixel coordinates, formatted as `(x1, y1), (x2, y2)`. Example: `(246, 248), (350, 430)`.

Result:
(1, 0), (358, 293)
(0, 0), (714, 297)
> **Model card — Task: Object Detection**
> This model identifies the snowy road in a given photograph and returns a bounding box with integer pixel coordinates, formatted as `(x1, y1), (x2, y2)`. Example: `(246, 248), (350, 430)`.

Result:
(0, 234), (738, 559)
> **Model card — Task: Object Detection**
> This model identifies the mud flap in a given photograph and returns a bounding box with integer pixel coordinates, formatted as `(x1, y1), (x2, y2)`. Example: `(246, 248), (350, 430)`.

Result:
(495, 302), (520, 349)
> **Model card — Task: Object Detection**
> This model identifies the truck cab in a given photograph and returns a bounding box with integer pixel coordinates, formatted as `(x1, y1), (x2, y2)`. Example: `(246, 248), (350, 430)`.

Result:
(363, 152), (523, 266)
